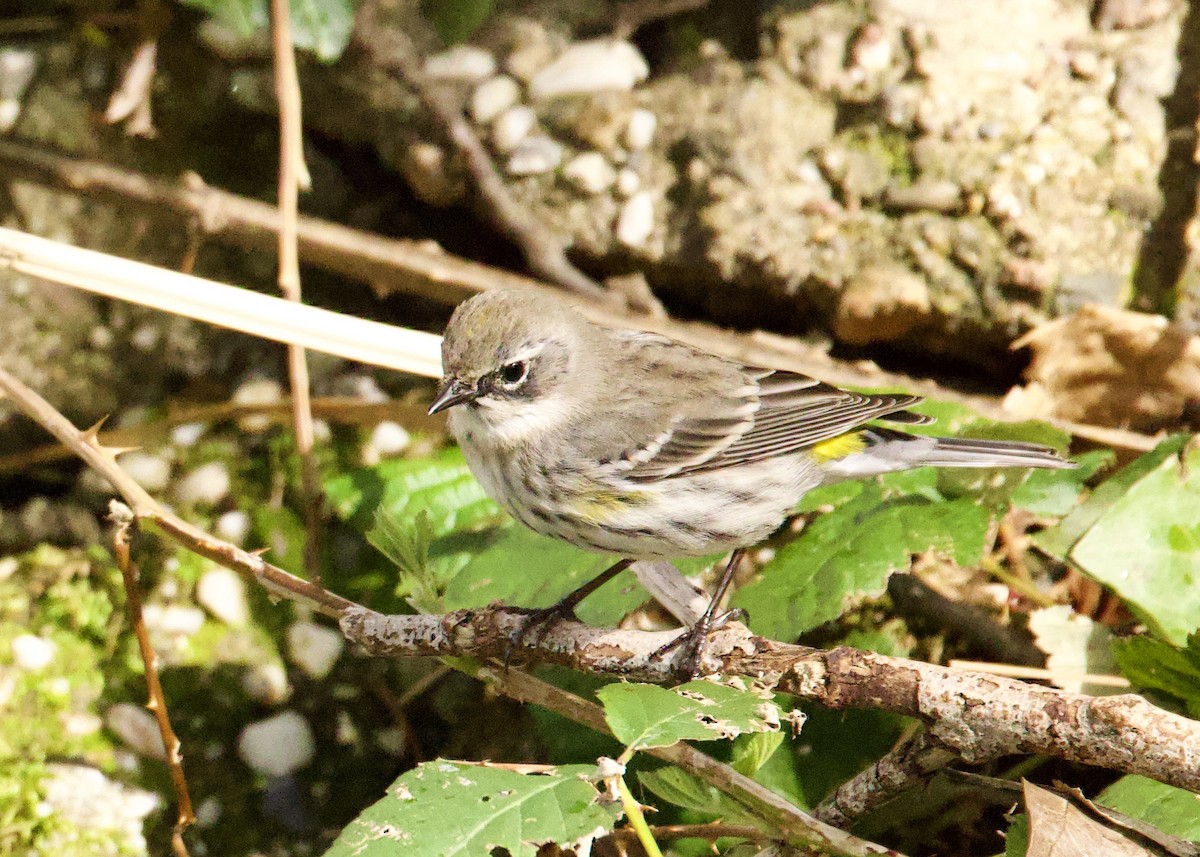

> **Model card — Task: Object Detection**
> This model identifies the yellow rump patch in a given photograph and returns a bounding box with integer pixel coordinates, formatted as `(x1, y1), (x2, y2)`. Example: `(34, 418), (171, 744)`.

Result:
(811, 432), (868, 462)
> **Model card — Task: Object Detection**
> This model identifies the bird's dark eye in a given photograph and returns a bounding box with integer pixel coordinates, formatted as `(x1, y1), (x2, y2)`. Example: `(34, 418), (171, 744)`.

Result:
(498, 360), (528, 386)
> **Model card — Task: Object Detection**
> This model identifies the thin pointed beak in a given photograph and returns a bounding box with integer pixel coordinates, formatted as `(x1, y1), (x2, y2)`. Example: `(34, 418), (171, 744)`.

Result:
(428, 377), (478, 415)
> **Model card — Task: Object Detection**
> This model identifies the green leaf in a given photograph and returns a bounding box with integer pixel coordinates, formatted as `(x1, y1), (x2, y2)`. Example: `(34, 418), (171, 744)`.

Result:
(177, 0), (352, 61)
(1035, 435), (1190, 559)
(1004, 813), (1029, 857)
(323, 760), (620, 857)
(444, 526), (647, 627)
(597, 680), (780, 751)
(1112, 634), (1200, 719)
(326, 449), (502, 541)
(422, 0), (495, 44)
(637, 766), (757, 825)
(1010, 449), (1113, 516)
(731, 731), (785, 777)
(1070, 448), (1200, 643)
(1096, 775), (1200, 841)
(732, 485), (990, 640)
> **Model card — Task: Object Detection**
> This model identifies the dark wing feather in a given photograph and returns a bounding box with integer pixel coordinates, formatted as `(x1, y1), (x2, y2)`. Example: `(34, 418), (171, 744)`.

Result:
(623, 367), (927, 482)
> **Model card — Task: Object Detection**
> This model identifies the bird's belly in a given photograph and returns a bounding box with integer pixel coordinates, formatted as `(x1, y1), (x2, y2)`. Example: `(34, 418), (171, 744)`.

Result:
(459, 434), (817, 559)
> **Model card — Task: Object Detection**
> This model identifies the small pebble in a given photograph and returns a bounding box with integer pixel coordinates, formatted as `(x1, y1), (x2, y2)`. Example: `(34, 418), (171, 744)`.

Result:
(106, 703), (167, 760)
(401, 141), (464, 207)
(242, 662), (291, 705)
(616, 191), (655, 248)
(615, 168), (641, 197)
(506, 135), (564, 175)
(563, 152), (617, 194)
(142, 604), (205, 637)
(286, 621), (345, 680)
(232, 377), (283, 432)
(1069, 50), (1101, 80)
(423, 45), (496, 82)
(196, 566), (249, 626)
(492, 105), (537, 153)
(238, 711), (315, 777)
(362, 421), (411, 465)
(174, 461), (231, 507)
(529, 40), (649, 100)
(11, 634), (55, 671)
(195, 796), (223, 828)
(0, 557), (17, 581)
(215, 510), (251, 545)
(170, 422), (206, 447)
(118, 451), (172, 492)
(624, 108), (656, 150)
(470, 75), (521, 124)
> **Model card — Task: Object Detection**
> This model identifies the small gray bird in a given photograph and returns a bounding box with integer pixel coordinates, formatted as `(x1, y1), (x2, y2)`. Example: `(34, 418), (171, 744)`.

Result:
(429, 289), (1073, 672)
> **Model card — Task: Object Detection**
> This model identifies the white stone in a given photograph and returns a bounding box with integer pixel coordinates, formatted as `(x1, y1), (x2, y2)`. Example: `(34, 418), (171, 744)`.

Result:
(563, 152), (617, 194)
(506, 135), (564, 175)
(492, 106), (537, 153)
(470, 75), (521, 124)
(238, 710), (315, 776)
(215, 510), (251, 545)
(624, 108), (657, 150)
(117, 451), (172, 492)
(286, 620), (344, 680)
(195, 796), (222, 828)
(616, 191), (655, 248)
(0, 557), (17, 580)
(242, 662), (291, 705)
(11, 634), (55, 670)
(142, 604), (205, 637)
(615, 168), (641, 197)
(529, 40), (649, 100)
(170, 422), (206, 447)
(363, 421), (411, 465)
(105, 703), (166, 760)
(232, 377), (283, 432)
(42, 763), (159, 854)
(196, 566), (249, 626)
(174, 461), (231, 507)
(423, 45), (496, 82)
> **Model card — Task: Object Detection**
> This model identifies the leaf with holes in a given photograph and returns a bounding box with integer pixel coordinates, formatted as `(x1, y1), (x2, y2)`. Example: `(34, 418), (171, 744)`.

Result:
(597, 680), (780, 751)
(732, 484), (990, 640)
(323, 760), (620, 857)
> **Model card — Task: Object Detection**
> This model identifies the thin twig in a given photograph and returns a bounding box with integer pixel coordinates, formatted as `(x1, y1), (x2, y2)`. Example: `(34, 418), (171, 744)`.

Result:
(111, 507), (195, 856)
(354, 4), (612, 303)
(269, 0), (322, 582)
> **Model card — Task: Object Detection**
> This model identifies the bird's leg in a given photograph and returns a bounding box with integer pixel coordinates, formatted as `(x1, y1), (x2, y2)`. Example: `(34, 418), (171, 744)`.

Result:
(654, 549), (747, 680)
(507, 558), (634, 662)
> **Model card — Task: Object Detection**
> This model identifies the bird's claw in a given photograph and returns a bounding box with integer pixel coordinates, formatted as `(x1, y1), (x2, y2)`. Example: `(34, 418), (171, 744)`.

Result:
(653, 608), (746, 680)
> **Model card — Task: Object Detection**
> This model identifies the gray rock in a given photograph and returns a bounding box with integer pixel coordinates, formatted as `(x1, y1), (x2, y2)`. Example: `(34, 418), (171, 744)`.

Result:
(424, 45), (496, 82)
(563, 152), (617, 194)
(470, 75), (521, 124)
(492, 105), (537, 153)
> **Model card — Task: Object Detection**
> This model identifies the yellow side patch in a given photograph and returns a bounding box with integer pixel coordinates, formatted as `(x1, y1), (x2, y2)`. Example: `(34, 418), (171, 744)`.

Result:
(571, 489), (646, 523)
(811, 432), (868, 462)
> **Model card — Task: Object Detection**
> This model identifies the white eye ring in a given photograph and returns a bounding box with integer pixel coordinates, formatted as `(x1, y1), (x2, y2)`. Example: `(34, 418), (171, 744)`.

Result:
(498, 360), (528, 388)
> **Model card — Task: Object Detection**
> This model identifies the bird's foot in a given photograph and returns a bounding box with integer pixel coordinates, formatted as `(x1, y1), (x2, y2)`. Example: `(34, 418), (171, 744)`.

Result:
(654, 607), (747, 681)
(504, 603), (579, 667)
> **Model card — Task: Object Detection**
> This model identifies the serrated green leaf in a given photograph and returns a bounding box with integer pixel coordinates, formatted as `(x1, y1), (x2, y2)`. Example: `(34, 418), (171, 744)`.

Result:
(1035, 435), (1190, 559)
(1070, 449), (1200, 643)
(323, 760), (620, 857)
(637, 766), (757, 825)
(1113, 634), (1200, 719)
(731, 730), (785, 777)
(444, 526), (648, 626)
(597, 680), (779, 751)
(1010, 449), (1113, 516)
(326, 448), (502, 540)
(731, 485), (990, 640)
(1096, 775), (1200, 841)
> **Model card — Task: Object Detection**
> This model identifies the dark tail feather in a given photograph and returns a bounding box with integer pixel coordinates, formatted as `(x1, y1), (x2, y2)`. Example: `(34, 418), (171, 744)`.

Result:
(921, 436), (1075, 469)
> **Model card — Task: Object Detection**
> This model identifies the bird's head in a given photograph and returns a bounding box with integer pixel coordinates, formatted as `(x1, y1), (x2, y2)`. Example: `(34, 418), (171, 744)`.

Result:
(429, 290), (585, 442)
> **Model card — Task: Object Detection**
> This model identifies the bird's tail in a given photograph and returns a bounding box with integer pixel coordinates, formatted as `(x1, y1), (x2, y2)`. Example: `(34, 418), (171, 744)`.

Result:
(907, 435), (1076, 469)
(821, 427), (1075, 479)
